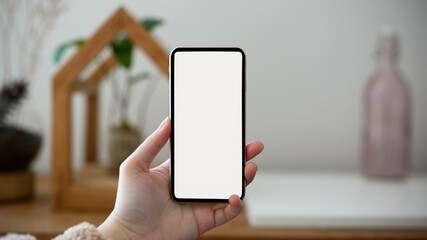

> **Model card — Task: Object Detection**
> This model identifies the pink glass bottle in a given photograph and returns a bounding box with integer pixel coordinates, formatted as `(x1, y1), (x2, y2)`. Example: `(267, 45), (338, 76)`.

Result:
(363, 27), (411, 177)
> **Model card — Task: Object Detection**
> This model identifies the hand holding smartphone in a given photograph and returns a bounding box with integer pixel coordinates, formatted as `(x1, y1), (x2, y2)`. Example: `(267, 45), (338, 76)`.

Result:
(170, 47), (246, 202)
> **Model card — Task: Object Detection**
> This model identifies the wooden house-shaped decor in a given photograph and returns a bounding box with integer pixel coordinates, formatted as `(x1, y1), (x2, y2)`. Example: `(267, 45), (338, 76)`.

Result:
(52, 7), (168, 210)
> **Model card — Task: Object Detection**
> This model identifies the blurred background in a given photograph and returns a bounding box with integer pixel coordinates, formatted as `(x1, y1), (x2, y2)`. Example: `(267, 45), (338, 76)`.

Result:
(1, 0), (427, 237)
(1, 0), (425, 174)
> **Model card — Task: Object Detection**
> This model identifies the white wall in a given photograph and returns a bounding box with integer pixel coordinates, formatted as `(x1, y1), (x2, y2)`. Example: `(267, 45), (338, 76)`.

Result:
(1, 0), (426, 173)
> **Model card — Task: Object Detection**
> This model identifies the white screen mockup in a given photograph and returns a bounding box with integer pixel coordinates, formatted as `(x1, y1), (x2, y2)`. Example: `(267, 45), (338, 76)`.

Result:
(172, 50), (244, 200)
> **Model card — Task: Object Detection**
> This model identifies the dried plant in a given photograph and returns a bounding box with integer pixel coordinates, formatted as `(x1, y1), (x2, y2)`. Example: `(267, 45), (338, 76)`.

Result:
(0, 0), (65, 124)
(0, 0), (66, 82)
(0, 81), (27, 125)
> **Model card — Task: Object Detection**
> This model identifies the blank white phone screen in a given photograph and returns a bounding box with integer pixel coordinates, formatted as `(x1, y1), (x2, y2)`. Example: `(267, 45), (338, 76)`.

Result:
(172, 50), (244, 200)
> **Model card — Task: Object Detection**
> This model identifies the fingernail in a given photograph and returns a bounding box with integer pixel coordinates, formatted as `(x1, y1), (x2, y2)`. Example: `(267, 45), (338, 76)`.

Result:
(158, 117), (168, 130)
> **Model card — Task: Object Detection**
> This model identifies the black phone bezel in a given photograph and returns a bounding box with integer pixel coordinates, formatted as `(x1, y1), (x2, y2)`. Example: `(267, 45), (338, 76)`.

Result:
(170, 47), (246, 203)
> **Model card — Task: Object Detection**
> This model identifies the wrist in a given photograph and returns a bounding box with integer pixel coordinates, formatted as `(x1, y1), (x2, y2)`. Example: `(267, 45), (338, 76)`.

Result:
(98, 214), (145, 240)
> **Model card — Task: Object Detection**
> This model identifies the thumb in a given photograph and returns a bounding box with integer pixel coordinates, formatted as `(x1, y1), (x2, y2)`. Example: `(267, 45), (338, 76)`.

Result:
(124, 117), (171, 172)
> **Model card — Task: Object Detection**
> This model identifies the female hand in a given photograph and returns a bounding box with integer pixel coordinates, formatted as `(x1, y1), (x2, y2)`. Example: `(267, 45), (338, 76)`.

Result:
(98, 118), (264, 240)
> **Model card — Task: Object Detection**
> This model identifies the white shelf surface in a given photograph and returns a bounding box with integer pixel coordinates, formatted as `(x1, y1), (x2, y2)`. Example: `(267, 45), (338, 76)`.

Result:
(244, 171), (427, 228)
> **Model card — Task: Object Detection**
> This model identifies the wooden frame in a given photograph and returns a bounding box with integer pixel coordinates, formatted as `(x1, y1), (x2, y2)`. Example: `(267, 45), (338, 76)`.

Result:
(52, 7), (168, 210)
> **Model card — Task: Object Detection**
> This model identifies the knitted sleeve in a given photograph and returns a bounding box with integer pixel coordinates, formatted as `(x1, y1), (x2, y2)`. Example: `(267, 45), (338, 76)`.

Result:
(0, 233), (37, 240)
(52, 222), (107, 240)
(0, 222), (107, 240)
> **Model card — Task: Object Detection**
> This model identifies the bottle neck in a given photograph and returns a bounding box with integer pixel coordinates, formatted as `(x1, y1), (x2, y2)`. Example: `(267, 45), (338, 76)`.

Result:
(376, 37), (399, 66)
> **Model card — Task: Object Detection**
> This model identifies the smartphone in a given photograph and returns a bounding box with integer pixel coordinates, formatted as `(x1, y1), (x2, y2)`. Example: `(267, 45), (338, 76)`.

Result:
(170, 47), (246, 202)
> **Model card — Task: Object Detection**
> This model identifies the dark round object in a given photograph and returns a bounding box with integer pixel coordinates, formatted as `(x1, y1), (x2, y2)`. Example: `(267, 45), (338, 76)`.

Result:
(0, 126), (41, 172)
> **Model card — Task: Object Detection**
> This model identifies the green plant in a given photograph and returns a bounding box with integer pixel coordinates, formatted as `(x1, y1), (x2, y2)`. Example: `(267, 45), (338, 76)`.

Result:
(54, 18), (163, 69)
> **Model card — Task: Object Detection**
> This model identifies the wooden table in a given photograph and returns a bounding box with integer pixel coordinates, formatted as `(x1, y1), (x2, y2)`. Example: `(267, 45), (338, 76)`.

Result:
(0, 176), (426, 239)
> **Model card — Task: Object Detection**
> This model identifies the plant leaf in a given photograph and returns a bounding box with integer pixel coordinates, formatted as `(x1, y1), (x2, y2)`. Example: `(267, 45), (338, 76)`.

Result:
(110, 34), (133, 68)
(140, 18), (163, 32)
(53, 38), (85, 63)
(128, 72), (151, 85)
